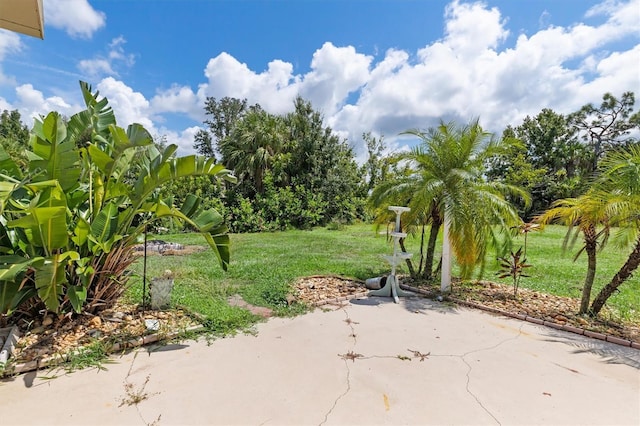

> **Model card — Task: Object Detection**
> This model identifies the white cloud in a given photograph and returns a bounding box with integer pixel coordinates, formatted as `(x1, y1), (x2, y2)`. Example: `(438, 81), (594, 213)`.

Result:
(45, 0), (106, 38)
(196, 52), (301, 114)
(96, 77), (154, 130)
(145, 0), (639, 161)
(77, 58), (114, 77)
(7, 0), (637, 165)
(298, 43), (372, 116)
(14, 84), (79, 124)
(0, 30), (22, 85)
(159, 126), (203, 157)
(0, 30), (21, 59)
(77, 36), (135, 78)
(151, 85), (200, 117)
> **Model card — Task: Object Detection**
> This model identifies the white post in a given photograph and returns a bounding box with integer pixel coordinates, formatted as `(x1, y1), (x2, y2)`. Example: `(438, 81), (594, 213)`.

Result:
(441, 215), (452, 293)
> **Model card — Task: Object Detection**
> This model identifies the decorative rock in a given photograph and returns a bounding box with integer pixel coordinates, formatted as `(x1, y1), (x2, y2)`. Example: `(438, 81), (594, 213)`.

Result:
(88, 316), (102, 327)
(86, 329), (102, 338)
(42, 316), (54, 327)
(123, 315), (133, 322)
(31, 326), (45, 335)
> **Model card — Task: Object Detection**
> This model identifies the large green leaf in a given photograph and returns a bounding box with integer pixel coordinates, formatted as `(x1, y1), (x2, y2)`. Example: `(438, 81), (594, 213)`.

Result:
(67, 285), (87, 313)
(30, 112), (80, 192)
(88, 202), (121, 254)
(139, 199), (230, 271)
(0, 255), (39, 281)
(0, 254), (42, 314)
(7, 185), (68, 253)
(34, 251), (79, 313)
(179, 194), (201, 217)
(71, 217), (91, 247)
(1, 280), (26, 315)
(202, 230), (230, 272)
(134, 149), (235, 204)
(90, 202), (118, 241)
(67, 81), (116, 148)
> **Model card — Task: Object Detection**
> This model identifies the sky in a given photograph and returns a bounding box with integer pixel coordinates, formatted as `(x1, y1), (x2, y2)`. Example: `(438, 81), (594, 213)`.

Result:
(0, 0), (639, 161)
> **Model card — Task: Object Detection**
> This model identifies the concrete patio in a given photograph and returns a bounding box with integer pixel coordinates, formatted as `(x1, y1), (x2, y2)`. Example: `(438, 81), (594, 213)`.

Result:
(1, 296), (638, 425)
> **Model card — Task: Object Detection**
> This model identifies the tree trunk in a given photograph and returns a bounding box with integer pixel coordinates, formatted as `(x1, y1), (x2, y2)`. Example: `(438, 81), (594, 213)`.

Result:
(422, 207), (442, 280)
(589, 236), (640, 317)
(441, 213), (452, 293)
(579, 225), (597, 315)
(417, 224), (425, 277)
(398, 238), (415, 277)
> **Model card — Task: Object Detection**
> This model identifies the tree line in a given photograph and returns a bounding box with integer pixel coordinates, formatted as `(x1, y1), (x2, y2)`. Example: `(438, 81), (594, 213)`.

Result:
(1, 89), (638, 317)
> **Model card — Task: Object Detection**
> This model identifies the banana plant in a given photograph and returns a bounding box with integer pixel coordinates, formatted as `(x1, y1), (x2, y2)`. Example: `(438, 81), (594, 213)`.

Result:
(0, 81), (236, 315)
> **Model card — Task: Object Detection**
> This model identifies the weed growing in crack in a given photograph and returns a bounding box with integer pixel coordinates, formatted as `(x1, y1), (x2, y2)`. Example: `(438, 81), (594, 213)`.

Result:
(120, 374), (154, 407)
(339, 351), (363, 362)
(396, 355), (411, 361)
(344, 318), (359, 325)
(408, 349), (430, 361)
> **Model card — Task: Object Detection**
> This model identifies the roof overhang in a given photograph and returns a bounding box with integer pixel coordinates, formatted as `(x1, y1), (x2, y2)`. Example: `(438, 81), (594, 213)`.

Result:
(0, 0), (44, 39)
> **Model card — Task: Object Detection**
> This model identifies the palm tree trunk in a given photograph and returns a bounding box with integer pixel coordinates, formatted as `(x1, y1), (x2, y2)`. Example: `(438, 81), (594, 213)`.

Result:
(589, 235), (640, 317)
(441, 213), (452, 293)
(399, 238), (416, 277)
(422, 208), (442, 280)
(417, 224), (425, 277)
(579, 226), (597, 315)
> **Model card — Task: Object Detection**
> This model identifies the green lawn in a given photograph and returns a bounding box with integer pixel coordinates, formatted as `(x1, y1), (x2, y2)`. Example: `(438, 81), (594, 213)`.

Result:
(125, 223), (639, 332)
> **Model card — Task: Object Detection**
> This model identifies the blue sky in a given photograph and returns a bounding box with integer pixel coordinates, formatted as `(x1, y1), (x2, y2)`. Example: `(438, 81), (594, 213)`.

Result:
(0, 0), (638, 160)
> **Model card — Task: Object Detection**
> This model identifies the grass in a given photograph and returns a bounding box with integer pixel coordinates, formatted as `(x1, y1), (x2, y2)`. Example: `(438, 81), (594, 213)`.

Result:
(486, 226), (639, 321)
(124, 223), (639, 332)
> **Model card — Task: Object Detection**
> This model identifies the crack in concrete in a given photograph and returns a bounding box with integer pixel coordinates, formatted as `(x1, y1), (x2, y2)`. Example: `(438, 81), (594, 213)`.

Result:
(431, 322), (526, 426)
(121, 350), (159, 426)
(320, 303), (524, 425)
(319, 307), (356, 426)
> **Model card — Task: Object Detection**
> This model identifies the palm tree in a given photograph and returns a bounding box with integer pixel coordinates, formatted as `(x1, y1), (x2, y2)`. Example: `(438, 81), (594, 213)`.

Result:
(535, 195), (610, 314)
(588, 146), (640, 316)
(222, 110), (284, 194)
(370, 119), (528, 291)
(535, 145), (640, 317)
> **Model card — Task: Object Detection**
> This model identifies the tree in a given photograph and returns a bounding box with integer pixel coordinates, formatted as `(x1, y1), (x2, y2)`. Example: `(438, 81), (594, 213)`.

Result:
(535, 145), (640, 317)
(222, 109), (284, 195)
(0, 109), (30, 170)
(371, 119), (528, 289)
(361, 132), (386, 194)
(569, 92), (639, 173)
(487, 110), (587, 218)
(284, 96), (363, 224)
(194, 97), (254, 159)
(535, 195), (610, 314)
(191, 95), (366, 232)
(588, 145), (640, 316)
